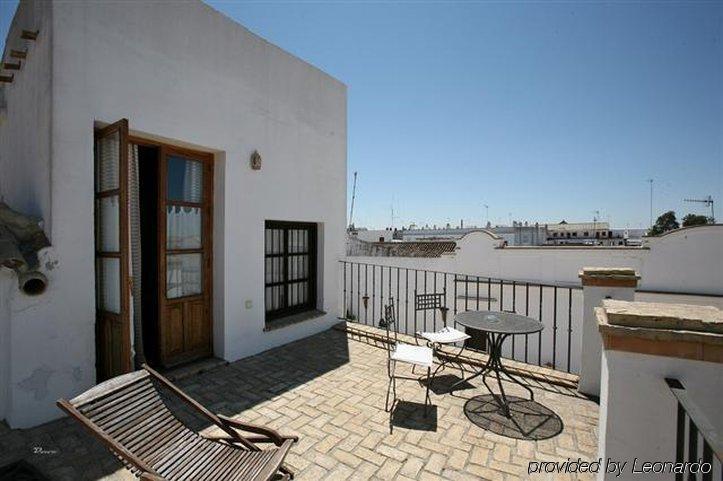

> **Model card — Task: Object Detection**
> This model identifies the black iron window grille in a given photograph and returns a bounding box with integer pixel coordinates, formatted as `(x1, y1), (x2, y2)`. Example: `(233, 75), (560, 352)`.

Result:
(265, 221), (317, 321)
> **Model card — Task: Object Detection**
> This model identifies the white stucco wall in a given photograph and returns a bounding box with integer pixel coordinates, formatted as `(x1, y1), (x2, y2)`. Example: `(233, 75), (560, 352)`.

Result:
(0, 270), (11, 420)
(578, 284), (635, 397)
(599, 350), (723, 481)
(0, 0), (69, 428)
(0, 0), (52, 225)
(640, 225), (723, 295)
(342, 226), (722, 374)
(453, 228), (722, 296)
(1, 0), (346, 428)
(347, 226), (723, 297)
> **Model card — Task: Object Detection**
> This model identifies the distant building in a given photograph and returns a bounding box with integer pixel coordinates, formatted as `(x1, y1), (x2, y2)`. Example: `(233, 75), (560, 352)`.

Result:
(352, 221), (645, 248)
(545, 221), (646, 246)
(610, 228), (647, 246)
(489, 222), (548, 246)
(399, 223), (547, 246)
(399, 227), (480, 242)
(350, 228), (396, 243)
(546, 221), (611, 245)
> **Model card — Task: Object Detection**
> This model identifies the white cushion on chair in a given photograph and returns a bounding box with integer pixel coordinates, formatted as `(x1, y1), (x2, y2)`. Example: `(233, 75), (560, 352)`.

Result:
(391, 343), (434, 368)
(419, 326), (471, 344)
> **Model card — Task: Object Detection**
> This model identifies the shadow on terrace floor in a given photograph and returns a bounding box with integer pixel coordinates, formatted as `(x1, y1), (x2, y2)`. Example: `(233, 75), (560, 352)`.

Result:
(0, 329), (350, 481)
(0, 327), (599, 480)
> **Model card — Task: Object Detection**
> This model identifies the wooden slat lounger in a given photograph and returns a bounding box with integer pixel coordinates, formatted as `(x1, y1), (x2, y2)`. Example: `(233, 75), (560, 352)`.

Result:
(57, 364), (298, 481)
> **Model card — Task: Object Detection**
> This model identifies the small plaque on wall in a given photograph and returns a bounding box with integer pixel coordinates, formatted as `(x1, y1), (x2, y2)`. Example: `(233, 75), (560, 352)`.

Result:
(250, 150), (262, 170)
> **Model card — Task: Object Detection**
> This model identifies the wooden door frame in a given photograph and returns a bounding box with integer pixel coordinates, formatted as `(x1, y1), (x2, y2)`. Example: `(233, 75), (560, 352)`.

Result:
(95, 120), (132, 381)
(129, 136), (215, 367)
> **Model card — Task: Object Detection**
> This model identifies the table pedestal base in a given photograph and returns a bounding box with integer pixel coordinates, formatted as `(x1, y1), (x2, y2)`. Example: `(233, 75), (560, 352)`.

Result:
(450, 332), (534, 418)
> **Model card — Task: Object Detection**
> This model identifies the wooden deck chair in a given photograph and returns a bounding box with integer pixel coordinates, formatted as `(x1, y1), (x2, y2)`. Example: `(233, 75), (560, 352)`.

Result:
(57, 364), (298, 481)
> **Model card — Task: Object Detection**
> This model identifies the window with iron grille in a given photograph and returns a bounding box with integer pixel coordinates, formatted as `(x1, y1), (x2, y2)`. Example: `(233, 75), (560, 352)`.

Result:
(264, 221), (317, 321)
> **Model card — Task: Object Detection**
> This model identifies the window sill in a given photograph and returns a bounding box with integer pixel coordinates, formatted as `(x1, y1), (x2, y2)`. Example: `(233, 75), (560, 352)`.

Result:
(263, 309), (327, 332)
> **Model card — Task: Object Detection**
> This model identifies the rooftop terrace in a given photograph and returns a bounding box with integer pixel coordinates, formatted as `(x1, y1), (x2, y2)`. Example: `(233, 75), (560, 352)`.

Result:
(0, 326), (598, 481)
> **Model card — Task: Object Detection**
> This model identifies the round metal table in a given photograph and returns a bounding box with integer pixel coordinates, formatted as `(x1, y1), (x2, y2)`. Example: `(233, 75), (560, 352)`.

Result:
(450, 311), (544, 417)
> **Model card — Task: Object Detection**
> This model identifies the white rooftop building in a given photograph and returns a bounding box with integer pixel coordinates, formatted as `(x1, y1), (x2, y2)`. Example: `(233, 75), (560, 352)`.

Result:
(0, 0), (346, 428)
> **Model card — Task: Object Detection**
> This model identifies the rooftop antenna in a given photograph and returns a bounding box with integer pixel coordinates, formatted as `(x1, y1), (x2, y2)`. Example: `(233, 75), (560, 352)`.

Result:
(684, 195), (715, 221)
(390, 197), (399, 229)
(647, 179), (654, 227)
(348, 171), (357, 230)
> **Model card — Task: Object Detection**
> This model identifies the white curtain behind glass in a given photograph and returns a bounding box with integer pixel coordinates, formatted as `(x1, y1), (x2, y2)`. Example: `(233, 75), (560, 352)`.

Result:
(167, 206), (201, 249)
(184, 160), (203, 202)
(166, 157), (203, 299)
(166, 254), (202, 298)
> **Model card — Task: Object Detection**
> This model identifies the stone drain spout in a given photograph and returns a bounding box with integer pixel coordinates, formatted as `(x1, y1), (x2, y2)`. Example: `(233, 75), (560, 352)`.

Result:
(0, 202), (51, 296)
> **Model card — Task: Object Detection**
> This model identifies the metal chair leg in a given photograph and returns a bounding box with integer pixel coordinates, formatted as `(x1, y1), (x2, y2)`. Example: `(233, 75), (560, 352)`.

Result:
(424, 366), (431, 417)
(385, 360), (397, 413)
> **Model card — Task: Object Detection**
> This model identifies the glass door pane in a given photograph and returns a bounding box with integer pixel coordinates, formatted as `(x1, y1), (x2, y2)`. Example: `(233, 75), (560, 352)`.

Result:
(166, 205), (202, 249)
(96, 196), (120, 252)
(166, 253), (203, 298)
(96, 131), (120, 192)
(167, 156), (203, 202)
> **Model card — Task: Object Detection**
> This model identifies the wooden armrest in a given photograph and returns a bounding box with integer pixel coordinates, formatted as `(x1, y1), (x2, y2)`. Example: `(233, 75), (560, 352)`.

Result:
(217, 414), (298, 446)
(200, 432), (278, 443)
(140, 473), (165, 481)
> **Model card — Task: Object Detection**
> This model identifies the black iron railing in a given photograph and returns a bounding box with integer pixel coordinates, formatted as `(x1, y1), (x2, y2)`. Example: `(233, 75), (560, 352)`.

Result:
(340, 260), (582, 374)
(666, 378), (722, 481)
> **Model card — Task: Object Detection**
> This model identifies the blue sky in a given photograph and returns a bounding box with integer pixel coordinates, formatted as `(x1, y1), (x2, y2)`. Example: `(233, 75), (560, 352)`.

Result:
(2, 1), (721, 229)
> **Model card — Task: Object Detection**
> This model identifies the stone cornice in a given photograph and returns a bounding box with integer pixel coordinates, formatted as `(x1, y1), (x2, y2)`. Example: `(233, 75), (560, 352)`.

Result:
(579, 267), (640, 288)
(597, 301), (723, 364)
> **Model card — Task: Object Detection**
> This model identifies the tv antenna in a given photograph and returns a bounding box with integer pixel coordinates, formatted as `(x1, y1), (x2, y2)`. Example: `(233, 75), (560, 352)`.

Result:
(684, 195), (715, 221)
(390, 198), (399, 229)
(348, 171), (357, 230)
(647, 179), (654, 228)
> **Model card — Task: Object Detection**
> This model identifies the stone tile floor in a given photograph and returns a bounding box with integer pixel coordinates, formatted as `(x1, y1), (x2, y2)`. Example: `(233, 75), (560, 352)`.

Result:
(0, 328), (599, 480)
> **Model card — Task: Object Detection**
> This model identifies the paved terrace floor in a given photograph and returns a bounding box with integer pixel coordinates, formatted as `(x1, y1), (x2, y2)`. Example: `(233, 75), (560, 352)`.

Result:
(0, 327), (598, 481)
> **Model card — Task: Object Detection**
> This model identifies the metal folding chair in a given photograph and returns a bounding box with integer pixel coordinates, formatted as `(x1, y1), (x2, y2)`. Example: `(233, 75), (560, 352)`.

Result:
(413, 291), (470, 380)
(381, 298), (433, 416)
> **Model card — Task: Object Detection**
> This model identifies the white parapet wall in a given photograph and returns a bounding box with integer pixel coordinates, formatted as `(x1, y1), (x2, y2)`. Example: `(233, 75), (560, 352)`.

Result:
(347, 224), (723, 297)
(596, 300), (723, 481)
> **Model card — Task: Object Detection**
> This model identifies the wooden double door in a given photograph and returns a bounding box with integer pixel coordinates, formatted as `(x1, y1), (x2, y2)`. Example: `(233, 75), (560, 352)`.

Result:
(94, 119), (213, 381)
